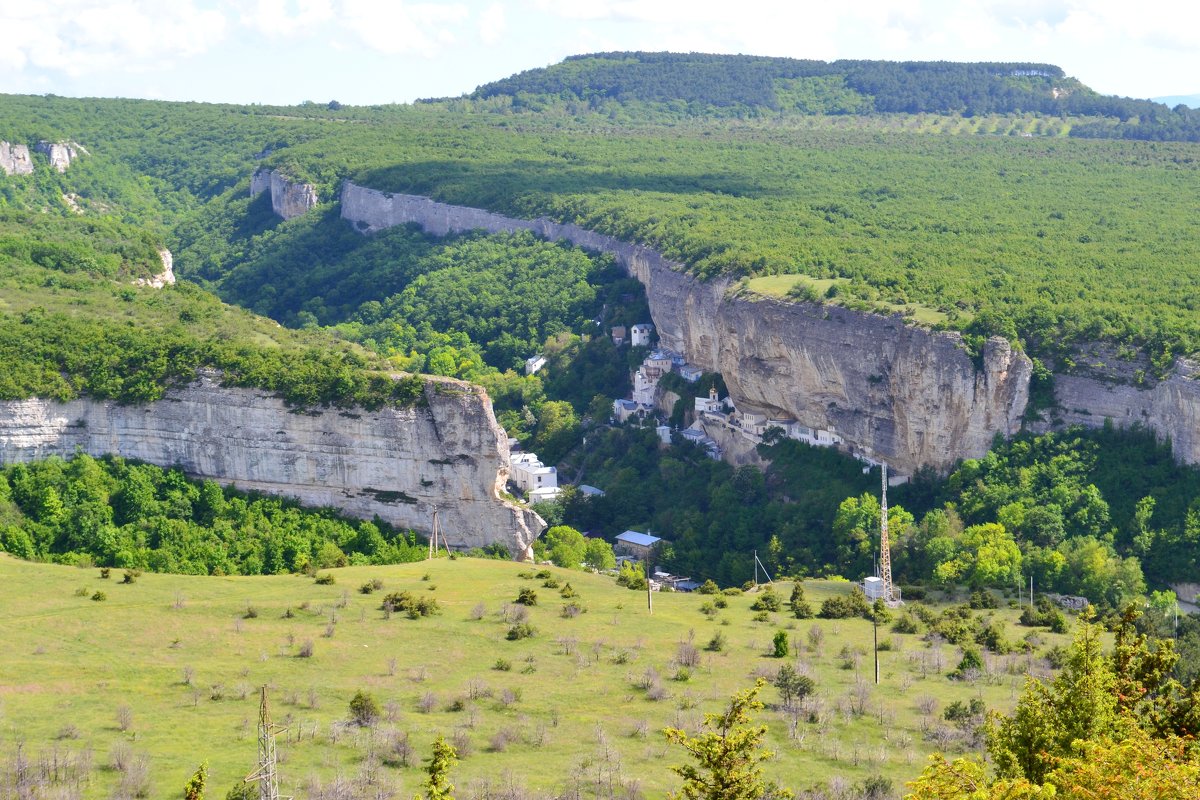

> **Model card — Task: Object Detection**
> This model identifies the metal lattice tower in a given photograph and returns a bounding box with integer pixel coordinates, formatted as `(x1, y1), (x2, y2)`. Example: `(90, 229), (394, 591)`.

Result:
(245, 687), (289, 800)
(880, 464), (895, 605)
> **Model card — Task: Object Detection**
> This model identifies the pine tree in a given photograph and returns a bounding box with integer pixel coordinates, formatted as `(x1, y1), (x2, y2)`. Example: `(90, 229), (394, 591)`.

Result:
(663, 679), (792, 800)
(423, 735), (458, 800)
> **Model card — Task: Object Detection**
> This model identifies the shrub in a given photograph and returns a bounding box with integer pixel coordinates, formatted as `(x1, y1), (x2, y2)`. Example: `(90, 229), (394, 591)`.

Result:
(750, 586), (781, 612)
(99, 567), (111, 579)
(380, 591), (439, 618)
(506, 623), (535, 640)
(950, 646), (984, 679)
(892, 613), (920, 634)
(969, 590), (999, 609)
(705, 632), (727, 652)
(91, 590), (107, 601)
(818, 586), (871, 619)
(752, 611), (770, 623)
(560, 602), (585, 618)
(314, 573), (335, 585)
(493, 658), (512, 672)
(697, 579), (719, 595)
(542, 577), (560, 589)
(774, 664), (815, 706)
(122, 570), (138, 584)
(349, 690), (380, 727)
(515, 587), (538, 606)
(535, 569), (552, 579)
(772, 630), (789, 658)
(297, 640), (314, 658)
(714, 596), (728, 609)
(721, 588), (743, 596)
(559, 582), (578, 598)
(243, 606), (258, 619)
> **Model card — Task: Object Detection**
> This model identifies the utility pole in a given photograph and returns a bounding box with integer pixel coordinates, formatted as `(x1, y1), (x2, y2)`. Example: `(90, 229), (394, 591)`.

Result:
(873, 606), (880, 685)
(646, 561), (653, 615)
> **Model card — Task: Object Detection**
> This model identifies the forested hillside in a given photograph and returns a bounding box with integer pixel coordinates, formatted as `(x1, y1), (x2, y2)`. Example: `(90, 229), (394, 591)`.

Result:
(471, 52), (1200, 140)
(3, 59), (1200, 597)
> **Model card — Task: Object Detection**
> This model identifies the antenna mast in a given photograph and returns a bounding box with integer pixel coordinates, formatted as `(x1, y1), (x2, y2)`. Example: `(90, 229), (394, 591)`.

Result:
(245, 687), (290, 800)
(880, 464), (895, 606)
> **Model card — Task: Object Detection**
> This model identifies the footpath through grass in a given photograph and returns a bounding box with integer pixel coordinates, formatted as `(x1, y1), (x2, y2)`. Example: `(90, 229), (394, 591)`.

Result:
(0, 555), (1073, 798)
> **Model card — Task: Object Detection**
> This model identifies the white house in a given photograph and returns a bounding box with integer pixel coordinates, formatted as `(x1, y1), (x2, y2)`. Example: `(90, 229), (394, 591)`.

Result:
(510, 452), (557, 494)
(631, 323), (654, 347)
(678, 364), (703, 383)
(578, 484), (606, 498)
(524, 355), (546, 375)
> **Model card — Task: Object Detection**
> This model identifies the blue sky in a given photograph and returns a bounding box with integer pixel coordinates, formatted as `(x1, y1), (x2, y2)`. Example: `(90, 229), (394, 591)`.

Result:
(2, 1), (1198, 105)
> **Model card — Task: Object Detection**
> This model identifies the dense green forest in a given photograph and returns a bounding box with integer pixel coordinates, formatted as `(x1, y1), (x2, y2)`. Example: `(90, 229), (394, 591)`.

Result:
(472, 52), (1200, 139)
(0, 453), (426, 574)
(0, 213), (424, 408)
(546, 420), (1200, 602)
(1, 61), (1200, 605)
(5, 81), (1200, 361)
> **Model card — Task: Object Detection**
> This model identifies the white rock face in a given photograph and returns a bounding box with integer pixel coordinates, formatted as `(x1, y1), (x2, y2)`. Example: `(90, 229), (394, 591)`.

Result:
(0, 371), (542, 557)
(1046, 360), (1200, 465)
(251, 168), (318, 220)
(133, 248), (177, 289)
(340, 183), (1034, 474)
(0, 141), (33, 175)
(35, 141), (85, 173)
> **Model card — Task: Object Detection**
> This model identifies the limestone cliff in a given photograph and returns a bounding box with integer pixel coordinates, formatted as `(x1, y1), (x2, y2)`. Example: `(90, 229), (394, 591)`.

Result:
(35, 141), (85, 173)
(0, 141), (33, 175)
(1039, 356), (1200, 465)
(340, 183), (1031, 474)
(0, 371), (542, 557)
(251, 168), (318, 220)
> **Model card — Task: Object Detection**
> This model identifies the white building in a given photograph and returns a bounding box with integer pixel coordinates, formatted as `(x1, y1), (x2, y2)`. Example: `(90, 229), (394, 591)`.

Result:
(656, 424), (673, 445)
(695, 386), (725, 415)
(612, 398), (643, 423)
(578, 484), (606, 498)
(678, 364), (703, 383)
(510, 452), (557, 494)
(524, 355), (546, 375)
(615, 530), (661, 560)
(631, 323), (654, 347)
(529, 486), (562, 503)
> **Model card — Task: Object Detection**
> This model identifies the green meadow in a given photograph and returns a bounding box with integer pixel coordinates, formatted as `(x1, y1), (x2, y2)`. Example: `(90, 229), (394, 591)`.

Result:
(0, 555), (1075, 798)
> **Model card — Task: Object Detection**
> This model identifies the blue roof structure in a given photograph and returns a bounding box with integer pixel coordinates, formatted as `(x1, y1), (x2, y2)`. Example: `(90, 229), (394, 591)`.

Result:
(616, 530), (661, 547)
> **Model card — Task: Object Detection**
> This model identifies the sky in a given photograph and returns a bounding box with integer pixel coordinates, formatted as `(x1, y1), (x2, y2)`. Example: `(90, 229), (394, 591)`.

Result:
(1, 0), (1198, 106)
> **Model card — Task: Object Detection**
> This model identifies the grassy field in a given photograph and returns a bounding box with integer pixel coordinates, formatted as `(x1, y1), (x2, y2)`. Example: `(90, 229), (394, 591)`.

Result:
(0, 555), (1075, 799)
(741, 275), (953, 326)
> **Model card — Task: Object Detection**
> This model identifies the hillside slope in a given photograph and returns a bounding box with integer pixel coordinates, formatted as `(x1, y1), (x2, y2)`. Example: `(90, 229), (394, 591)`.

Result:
(0, 554), (1074, 798)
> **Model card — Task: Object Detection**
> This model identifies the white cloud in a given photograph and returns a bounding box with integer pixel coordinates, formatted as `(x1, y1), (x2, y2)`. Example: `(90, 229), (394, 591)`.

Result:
(0, 1), (227, 77)
(479, 2), (507, 45)
(241, 0), (336, 38)
(338, 0), (469, 56)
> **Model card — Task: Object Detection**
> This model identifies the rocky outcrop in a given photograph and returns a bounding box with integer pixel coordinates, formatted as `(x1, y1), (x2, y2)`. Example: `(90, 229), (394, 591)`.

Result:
(134, 248), (177, 289)
(1, 141), (33, 175)
(0, 371), (542, 557)
(1044, 359), (1200, 465)
(251, 169), (318, 220)
(340, 184), (1032, 474)
(35, 141), (85, 172)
